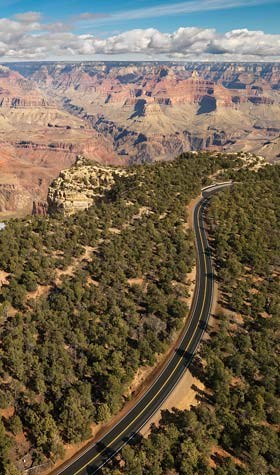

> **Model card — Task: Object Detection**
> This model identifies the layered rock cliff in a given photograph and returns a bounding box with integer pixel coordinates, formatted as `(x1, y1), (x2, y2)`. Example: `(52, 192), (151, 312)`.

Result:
(28, 61), (279, 163)
(47, 156), (130, 215)
(1, 61), (279, 215)
(0, 66), (124, 216)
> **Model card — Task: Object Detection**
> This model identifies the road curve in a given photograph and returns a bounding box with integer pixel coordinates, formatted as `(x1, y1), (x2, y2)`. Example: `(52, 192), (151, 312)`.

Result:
(56, 184), (230, 475)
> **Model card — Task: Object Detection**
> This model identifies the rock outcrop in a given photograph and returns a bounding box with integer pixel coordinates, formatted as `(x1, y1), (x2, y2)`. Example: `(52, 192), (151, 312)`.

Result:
(47, 156), (130, 215)
(0, 66), (125, 216)
(1, 61), (279, 215)
(32, 201), (48, 216)
(0, 183), (31, 214)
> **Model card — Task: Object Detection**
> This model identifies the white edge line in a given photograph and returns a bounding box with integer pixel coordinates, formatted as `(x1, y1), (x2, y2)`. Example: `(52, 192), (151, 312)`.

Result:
(93, 198), (216, 473)
(56, 198), (204, 475)
(55, 185), (229, 475)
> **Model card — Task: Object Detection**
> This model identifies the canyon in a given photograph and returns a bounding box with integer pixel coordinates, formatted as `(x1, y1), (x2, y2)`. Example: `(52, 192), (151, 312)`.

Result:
(0, 65), (122, 217)
(0, 62), (279, 216)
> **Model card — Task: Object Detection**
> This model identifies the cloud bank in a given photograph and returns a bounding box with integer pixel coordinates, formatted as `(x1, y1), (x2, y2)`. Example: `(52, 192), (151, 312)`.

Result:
(0, 12), (279, 61)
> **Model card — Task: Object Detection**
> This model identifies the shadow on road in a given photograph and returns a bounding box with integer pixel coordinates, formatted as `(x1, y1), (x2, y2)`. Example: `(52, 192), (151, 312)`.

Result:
(175, 347), (194, 367)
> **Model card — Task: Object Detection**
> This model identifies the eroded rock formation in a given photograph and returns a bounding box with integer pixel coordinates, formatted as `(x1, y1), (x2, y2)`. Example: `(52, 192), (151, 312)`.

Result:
(47, 156), (130, 215)
(1, 61), (279, 215)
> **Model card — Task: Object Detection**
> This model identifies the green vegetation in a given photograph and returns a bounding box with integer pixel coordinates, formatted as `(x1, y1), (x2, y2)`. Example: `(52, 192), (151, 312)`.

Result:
(0, 152), (237, 471)
(101, 164), (280, 475)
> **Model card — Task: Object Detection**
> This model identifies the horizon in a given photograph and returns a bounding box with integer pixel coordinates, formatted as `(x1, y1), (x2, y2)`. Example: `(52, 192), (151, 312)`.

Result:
(2, 60), (280, 64)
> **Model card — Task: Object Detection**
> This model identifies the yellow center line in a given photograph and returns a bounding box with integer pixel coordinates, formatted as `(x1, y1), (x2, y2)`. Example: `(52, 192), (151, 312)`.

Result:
(73, 200), (208, 475)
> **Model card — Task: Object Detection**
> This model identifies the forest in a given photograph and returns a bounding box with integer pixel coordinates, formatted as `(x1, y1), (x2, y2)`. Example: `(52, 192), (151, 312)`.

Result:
(0, 152), (240, 473)
(100, 164), (280, 475)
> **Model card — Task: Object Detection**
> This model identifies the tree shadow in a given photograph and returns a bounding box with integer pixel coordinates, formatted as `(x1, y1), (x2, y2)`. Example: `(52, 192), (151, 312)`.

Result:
(188, 356), (204, 380)
(85, 433), (138, 474)
(175, 347), (194, 367)
(191, 383), (213, 405)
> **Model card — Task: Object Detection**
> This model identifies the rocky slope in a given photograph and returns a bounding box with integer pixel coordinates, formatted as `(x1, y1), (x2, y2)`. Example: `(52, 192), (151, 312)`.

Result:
(0, 66), (124, 216)
(1, 61), (279, 215)
(47, 155), (130, 215)
(0, 65), (50, 108)
(46, 151), (265, 216)
(23, 62), (279, 163)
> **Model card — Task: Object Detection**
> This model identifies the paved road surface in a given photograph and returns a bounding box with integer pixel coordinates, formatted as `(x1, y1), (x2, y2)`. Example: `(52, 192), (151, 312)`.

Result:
(56, 184), (230, 475)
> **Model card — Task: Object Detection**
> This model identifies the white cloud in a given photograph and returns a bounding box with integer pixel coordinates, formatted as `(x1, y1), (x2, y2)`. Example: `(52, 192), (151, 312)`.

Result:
(44, 22), (72, 33)
(68, 27), (280, 60)
(13, 12), (42, 23)
(72, 12), (111, 21)
(0, 12), (279, 61)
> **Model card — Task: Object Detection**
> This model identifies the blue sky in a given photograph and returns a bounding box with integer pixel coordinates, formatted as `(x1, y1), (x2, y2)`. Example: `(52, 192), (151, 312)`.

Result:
(1, 0), (279, 35)
(0, 1), (279, 61)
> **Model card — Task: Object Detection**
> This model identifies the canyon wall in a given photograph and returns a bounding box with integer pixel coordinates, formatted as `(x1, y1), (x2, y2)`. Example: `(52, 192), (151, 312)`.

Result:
(1, 62), (279, 216)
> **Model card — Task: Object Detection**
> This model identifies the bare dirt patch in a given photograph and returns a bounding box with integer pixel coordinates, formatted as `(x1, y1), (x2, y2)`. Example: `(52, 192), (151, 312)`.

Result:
(183, 266), (196, 307)
(140, 263), (220, 436)
(0, 269), (10, 287)
(140, 370), (204, 437)
(108, 227), (121, 234)
(185, 195), (202, 230)
(47, 195), (208, 475)
(48, 259), (199, 475)
(27, 284), (51, 301)
(210, 445), (244, 469)
(0, 406), (14, 419)
(55, 245), (95, 285)
(127, 277), (145, 287)
(45, 424), (103, 475)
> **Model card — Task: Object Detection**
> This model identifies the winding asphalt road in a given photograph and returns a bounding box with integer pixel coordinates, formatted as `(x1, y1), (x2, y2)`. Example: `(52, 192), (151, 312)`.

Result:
(56, 183), (231, 475)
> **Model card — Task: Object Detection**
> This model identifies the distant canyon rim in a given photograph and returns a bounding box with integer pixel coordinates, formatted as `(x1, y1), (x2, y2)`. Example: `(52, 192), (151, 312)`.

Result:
(0, 61), (279, 217)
